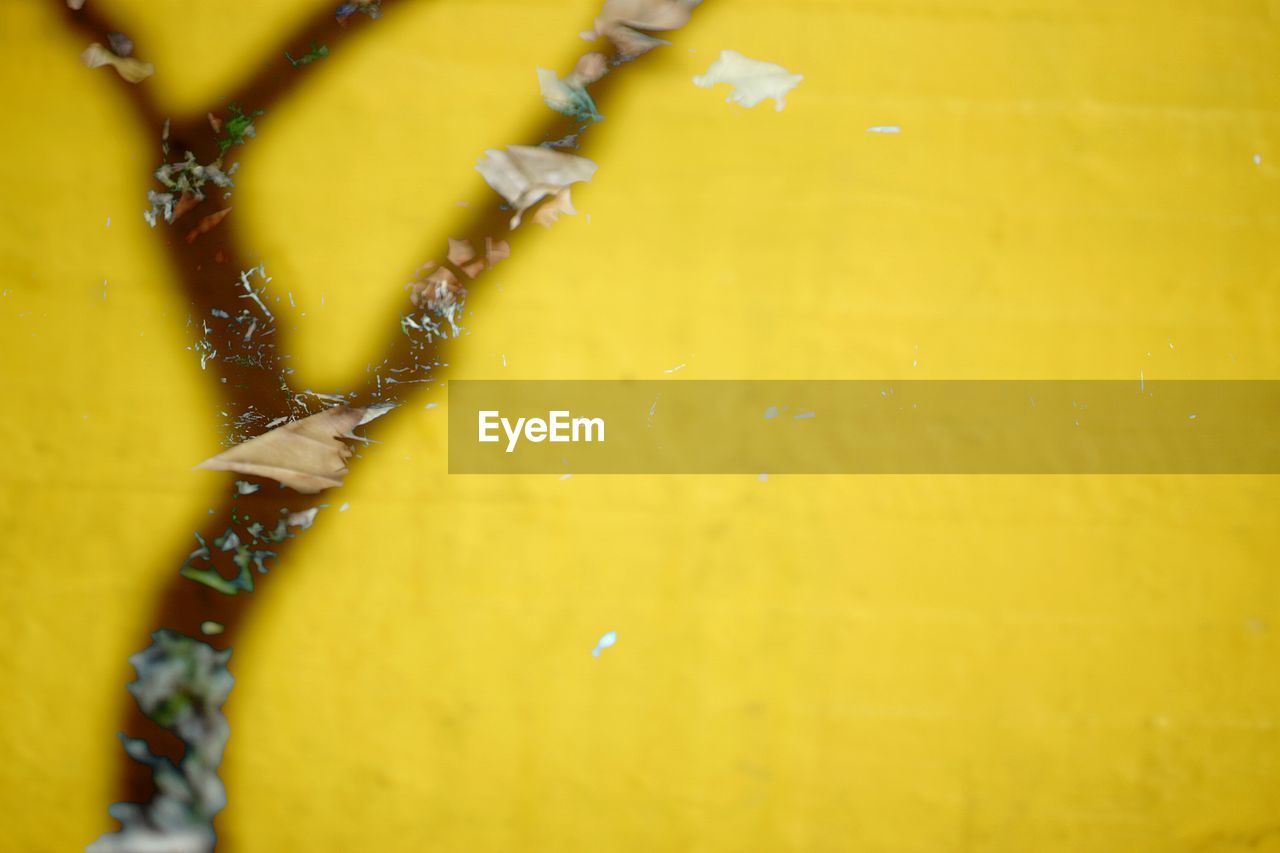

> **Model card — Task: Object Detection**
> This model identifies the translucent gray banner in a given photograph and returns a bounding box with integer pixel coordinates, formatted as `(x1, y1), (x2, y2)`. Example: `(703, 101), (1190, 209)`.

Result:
(447, 381), (1280, 474)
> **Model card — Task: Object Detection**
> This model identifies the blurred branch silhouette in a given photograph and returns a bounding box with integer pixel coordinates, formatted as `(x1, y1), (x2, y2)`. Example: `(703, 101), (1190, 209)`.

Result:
(57, 0), (703, 849)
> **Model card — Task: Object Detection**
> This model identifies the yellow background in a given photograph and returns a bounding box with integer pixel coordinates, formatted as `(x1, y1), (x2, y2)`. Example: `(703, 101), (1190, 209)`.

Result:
(2, 1), (1279, 851)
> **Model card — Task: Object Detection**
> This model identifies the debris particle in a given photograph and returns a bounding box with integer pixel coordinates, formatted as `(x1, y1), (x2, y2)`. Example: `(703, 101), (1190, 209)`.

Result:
(537, 60), (603, 121)
(82, 42), (154, 83)
(758, 472), (768, 482)
(216, 105), (264, 156)
(560, 473), (573, 481)
(866, 125), (902, 133)
(794, 411), (816, 420)
(336, 0), (381, 24)
(107, 31), (134, 57)
(591, 630), (618, 657)
(1253, 154), (1262, 165)
(693, 49), (803, 111)
(234, 480), (260, 495)
(185, 207), (232, 244)
(200, 621), (224, 636)
(338, 502), (350, 512)
(763, 405), (779, 420)
(286, 42), (328, 66)
(664, 363), (686, 374)
(285, 508), (319, 530)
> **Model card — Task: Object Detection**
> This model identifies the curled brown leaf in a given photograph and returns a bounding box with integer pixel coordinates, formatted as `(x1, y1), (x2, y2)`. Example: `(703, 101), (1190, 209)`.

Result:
(81, 42), (154, 83)
(194, 405), (390, 494)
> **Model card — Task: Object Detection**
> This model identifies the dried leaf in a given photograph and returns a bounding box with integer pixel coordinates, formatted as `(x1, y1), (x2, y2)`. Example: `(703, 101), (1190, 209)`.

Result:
(476, 145), (598, 228)
(194, 405), (389, 494)
(81, 42), (154, 84)
(571, 53), (609, 87)
(485, 237), (511, 268)
(446, 237), (477, 267)
(185, 208), (232, 244)
(446, 238), (486, 277)
(537, 68), (601, 122)
(531, 187), (578, 228)
(693, 49), (803, 111)
(593, 0), (700, 60)
(409, 267), (465, 313)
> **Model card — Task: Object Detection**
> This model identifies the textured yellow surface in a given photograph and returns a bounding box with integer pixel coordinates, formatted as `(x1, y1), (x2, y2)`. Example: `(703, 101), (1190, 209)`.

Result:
(2, 1), (1279, 851)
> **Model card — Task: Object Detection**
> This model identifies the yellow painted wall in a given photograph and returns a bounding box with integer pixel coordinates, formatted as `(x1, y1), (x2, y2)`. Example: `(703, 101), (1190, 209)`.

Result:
(2, 1), (1278, 851)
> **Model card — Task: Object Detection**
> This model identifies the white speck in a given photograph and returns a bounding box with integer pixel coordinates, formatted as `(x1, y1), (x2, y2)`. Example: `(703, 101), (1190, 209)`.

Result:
(1140, 370), (1144, 393)
(794, 411), (816, 420)
(591, 630), (618, 657)
(456, 200), (469, 207)
(339, 502), (350, 512)
(866, 125), (902, 133)
(320, 293), (325, 307)
(102, 280), (108, 300)
(106, 216), (111, 228)
(912, 359), (918, 368)
(758, 472), (768, 482)
(1188, 414), (1197, 420)
(664, 362), (686, 374)
(501, 353), (508, 368)
(763, 405), (779, 420)
(560, 473), (572, 481)
(424, 402), (438, 410)
(1168, 340), (1175, 350)
(1254, 154), (1262, 165)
